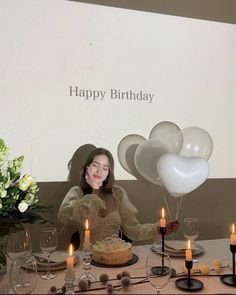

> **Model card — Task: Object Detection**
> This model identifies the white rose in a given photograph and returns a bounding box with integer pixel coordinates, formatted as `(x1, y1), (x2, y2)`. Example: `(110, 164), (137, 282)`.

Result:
(18, 201), (29, 213)
(19, 175), (35, 191)
(0, 189), (7, 198)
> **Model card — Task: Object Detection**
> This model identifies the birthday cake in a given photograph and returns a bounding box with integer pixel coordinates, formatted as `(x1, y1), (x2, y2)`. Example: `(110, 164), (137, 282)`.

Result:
(92, 236), (132, 265)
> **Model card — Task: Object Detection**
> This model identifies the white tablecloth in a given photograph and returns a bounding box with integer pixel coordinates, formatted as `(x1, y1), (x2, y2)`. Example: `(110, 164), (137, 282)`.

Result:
(0, 238), (235, 294)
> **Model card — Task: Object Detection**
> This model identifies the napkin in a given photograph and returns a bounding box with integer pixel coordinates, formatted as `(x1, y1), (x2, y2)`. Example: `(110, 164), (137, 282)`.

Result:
(165, 240), (198, 253)
(34, 251), (67, 263)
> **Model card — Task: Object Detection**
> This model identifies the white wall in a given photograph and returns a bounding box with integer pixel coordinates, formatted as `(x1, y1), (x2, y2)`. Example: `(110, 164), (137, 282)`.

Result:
(1, 0), (236, 181)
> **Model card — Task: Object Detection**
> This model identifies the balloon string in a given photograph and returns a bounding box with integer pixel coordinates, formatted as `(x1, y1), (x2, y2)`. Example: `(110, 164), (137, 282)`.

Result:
(160, 185), (173, 221)
(170, 196), (184, 241)
(175, 196), (184, 221)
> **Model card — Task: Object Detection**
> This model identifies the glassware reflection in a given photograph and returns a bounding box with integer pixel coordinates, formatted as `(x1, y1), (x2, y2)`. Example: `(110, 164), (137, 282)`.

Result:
(9, 254), (37, 294)
(7, 225), (32, 262)
(146, 252), (172, 294)
(39, 227), (58, 280)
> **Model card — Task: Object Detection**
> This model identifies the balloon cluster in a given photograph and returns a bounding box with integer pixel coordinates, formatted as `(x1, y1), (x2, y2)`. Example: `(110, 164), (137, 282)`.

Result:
(117, 121), (213, 198)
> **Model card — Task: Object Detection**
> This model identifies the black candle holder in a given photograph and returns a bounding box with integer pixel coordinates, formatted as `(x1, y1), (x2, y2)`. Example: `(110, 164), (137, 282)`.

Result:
(220, 244), (236, 287)
(152, 226), (176, 277)
(159, 227), (166, 254)
(175, 260), (204, 292)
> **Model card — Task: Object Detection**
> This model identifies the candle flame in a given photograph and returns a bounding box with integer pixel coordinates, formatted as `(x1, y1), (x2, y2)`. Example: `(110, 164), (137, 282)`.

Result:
(232, 224), (235, 234)
(85, 219), (89, 230)
(187, 240), (191, 250)
(69, 243), (73, 255)
(161, 208), (165, 219)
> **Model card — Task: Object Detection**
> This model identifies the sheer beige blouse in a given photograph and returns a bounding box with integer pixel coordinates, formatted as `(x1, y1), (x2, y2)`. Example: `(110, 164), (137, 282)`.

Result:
(58, 185), (158, 245)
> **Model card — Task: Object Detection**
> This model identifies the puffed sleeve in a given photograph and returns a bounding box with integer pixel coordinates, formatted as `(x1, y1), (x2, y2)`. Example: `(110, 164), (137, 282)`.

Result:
(58, 186), (106, 228)
(114, 185), (159, 242)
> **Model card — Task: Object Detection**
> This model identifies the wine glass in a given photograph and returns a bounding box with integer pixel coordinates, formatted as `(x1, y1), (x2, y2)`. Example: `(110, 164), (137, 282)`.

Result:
(9, 256), (37, 294)
(183, 218), (199, 241)
(146, 252), (172, 294)
(7, 225), (32, 262)
(39, 227), (58, 280)
(183, 217), (199, 263)
(7, 225), (37, 294)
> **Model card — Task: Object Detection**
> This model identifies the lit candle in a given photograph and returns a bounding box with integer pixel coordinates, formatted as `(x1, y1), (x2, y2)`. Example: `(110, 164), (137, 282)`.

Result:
(186, 240), (192, 261)
(160, 207), (166, 228)
(67, 244), (74, 277)
(83, 219), (91, 251)
(231, 224), (236, 245)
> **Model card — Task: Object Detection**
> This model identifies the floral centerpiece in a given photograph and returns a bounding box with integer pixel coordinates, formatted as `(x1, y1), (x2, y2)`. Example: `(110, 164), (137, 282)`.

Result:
(0, 138), (52, 273)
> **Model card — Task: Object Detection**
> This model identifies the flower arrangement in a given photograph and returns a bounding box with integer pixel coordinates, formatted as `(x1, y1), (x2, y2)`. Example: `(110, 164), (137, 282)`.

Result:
(0, 138), (52, 236)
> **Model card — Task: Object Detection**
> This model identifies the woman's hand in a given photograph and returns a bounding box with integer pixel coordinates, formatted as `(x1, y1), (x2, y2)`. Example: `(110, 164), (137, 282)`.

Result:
(166, 220), (179, 235)
(85, 166), (103, 190)
(158, 220), (180, 235)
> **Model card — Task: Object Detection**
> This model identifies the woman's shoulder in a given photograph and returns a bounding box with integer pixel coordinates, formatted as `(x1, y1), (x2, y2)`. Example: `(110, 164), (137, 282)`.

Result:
(112, 185), (128, 202)
(112, 185), (138, 214)
(66, 186), (84, 197)
(112, 184), (126, 195)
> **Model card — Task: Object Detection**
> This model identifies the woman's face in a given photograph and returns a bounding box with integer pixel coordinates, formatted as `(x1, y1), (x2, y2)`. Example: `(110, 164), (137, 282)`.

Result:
(87, 154), (110, 184)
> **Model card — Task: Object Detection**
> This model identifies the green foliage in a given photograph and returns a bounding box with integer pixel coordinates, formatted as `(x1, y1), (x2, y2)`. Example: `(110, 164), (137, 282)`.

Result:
(0, 138), (53, 235)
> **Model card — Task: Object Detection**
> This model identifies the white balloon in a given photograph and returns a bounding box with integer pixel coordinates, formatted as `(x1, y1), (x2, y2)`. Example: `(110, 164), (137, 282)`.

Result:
(173, 126), (213, 160)
(149, 121), (182, 153)
(117, 134), (146, 176)
(134, 139), (171, 185)
(157, 153), (209, 197)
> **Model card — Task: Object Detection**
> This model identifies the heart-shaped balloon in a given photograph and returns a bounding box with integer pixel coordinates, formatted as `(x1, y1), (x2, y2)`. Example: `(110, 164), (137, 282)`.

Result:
(157, 153), (209, 197)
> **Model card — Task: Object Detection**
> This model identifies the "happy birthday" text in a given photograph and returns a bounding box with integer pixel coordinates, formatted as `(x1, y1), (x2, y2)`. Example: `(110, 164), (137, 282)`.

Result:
(69, 86), (155, 103)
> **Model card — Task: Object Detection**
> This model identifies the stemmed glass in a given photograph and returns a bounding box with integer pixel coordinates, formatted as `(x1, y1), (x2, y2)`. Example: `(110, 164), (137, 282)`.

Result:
(39, 227), (58, 280)
(7, 225), (32, 262)
(7, 225), (37, 294)
(183, 217), (199, 263)
(146, 253), (172, 294)
(9, 257), (37, 294)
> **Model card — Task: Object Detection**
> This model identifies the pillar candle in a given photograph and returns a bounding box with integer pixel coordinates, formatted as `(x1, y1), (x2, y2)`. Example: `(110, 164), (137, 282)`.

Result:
(160, 207), (166, 228)
(67, 244), (74, 277)
(83, 219), (91, 251)
(231, 224), (236, 245)
(185, 240), (192, 261)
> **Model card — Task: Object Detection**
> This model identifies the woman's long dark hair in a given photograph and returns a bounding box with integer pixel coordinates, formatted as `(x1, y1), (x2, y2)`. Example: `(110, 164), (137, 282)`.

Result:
(80, 148), (115, 195)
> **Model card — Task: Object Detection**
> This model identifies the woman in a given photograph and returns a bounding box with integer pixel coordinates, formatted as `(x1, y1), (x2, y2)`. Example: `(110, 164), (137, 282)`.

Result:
(58, 147), (179, 248)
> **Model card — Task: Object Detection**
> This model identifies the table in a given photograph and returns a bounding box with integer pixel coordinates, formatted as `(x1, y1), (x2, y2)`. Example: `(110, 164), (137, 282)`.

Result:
(0, 238), (235, 294)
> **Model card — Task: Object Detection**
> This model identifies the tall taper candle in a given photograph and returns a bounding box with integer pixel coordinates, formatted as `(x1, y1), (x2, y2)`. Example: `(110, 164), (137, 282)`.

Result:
(67, 244), (74, 278)
(231, 224), (236, 245)
(160, 207), (166, 228)
(186, 240), (192, 261)
(83, 219), (91, 251)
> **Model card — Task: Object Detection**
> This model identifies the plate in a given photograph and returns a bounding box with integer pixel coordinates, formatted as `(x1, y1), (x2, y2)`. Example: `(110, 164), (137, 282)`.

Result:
(33, 251), (79, 271)
(151, 242), (204, 258)
(34, 251), (68, 266)
(165, 240), (198, 252)
(91, 253), (138, 268)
